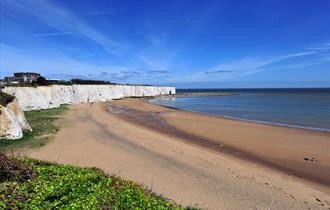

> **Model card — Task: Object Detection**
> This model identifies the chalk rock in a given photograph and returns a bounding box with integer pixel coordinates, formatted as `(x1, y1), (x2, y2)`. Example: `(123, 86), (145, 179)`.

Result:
(7, 99), (32, 131)
(0, 98), (32, 139)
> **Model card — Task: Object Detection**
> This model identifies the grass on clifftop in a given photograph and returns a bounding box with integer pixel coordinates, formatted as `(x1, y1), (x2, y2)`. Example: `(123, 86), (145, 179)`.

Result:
(0, 105), (68, 152)
(0, 153), (197, 209)
(0, 92), (15, 107)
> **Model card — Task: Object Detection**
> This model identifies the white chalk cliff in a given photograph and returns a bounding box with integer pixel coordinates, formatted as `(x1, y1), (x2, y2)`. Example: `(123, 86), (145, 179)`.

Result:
(3, 85), (175, 111)
(0, 98), (32, 139)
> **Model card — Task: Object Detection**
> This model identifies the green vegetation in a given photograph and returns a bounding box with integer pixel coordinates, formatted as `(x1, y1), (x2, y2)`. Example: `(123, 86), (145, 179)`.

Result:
(0, 154), (195, 209)
(4, 78), (118, 87)
(0, 105), (68, 152)
(3, 78), (156, 87)
(0, 92), (15, 107)
(70, 78), (117, 85)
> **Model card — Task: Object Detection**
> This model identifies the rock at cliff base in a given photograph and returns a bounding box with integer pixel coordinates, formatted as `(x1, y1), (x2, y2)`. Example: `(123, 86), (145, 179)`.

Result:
(7, 99), (32, 131)
(0, 105), (23, 139)
(0, 95), (32, 140)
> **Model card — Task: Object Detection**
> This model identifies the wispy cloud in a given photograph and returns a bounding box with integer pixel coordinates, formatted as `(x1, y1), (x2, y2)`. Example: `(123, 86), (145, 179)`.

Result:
(304, 42), (330, 51)
(0, 41), (178, 84)
(137, 54), (175, 75)
(33, 31), (73, 37)
(3, 0), (120, 54)
(223, 50), (326, 77)
(103, 71), (143, 81)
(0, 43), (123, 79)
(275, 56), (330, 70)
(274, 51), (316, 61)
(147, 33), (168, 45)
(179, 48), (329, 83)
(205, 70), (233, 74)
(84, 10), (116, 16)
(147, 70), (170, 74)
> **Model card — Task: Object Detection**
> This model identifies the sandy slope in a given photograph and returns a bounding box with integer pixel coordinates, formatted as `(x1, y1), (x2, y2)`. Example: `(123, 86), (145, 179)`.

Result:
(27, 100), (330, 210)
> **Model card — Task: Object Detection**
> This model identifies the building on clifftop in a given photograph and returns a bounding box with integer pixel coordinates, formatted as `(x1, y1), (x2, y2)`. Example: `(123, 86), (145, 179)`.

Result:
(2, 72), (41, 84)
(14, 72), (41, 83)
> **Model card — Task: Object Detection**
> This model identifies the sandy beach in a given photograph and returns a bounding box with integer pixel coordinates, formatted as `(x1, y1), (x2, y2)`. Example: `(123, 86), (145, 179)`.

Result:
(27, 99), (330, 209)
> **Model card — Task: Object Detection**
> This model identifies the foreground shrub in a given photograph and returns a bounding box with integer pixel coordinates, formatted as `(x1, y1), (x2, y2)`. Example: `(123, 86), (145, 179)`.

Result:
(0, 153), (36, 182)
(0, 155), (187, 209)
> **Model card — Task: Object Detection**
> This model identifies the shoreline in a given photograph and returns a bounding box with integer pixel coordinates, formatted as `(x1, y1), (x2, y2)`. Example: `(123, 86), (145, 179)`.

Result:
(111, 99), (330, 187)
(111, 112), (329, 187)
(159, 92), (240, 97)
(150, 100), (330, 133)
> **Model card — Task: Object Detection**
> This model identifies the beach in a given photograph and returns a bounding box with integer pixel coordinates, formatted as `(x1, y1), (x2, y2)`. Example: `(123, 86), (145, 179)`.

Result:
(27, 99), (330, 209)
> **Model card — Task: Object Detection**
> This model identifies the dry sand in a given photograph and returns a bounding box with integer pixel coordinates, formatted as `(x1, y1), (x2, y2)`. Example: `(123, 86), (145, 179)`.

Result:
(27, 99), (330, 209)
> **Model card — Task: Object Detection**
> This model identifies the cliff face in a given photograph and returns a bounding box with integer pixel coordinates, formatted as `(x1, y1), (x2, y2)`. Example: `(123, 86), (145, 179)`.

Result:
(3, 85), (175, 111)
(0, 99), (32, 139)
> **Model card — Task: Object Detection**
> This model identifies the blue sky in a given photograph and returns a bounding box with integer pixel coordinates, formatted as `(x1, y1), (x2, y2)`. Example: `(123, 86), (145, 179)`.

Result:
(0, 0), (329, 88)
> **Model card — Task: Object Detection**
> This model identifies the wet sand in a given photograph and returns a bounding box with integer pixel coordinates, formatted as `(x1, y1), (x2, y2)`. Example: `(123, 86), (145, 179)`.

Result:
(112, 99), (330, 187)
(27, 99), (330, 209)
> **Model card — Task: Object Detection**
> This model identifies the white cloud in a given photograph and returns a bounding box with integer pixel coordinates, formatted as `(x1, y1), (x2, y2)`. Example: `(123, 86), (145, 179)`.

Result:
(275, 57), (330, 70)
(0, 43), (177, 84)
(0, 43), (122, 78)
(176, 49), (329, 83)
(304, 42), (330, 51)
(1, 0), (181, 84)
(33, 32), (73, 37)
(3, 0), (120, 54)
(147, 33), (168, 45)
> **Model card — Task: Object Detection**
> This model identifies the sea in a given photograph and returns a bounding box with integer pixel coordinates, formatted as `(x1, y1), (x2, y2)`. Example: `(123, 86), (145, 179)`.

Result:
(150, 88), (330, 132)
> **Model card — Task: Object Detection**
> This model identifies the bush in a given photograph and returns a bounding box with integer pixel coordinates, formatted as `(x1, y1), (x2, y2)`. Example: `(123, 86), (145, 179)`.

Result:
(0, 92), (15, 107)
(70, 78), (116, 85)
(35, 76), (50, 86)
(0, 155), (189, 209)
(0, 153), (36, 182)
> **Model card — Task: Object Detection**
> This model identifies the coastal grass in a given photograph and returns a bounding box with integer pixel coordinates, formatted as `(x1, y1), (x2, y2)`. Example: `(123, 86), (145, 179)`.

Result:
(0, 92), (15, 107)
(0, 154), (196, 209)
(0, 105), (68, 152)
